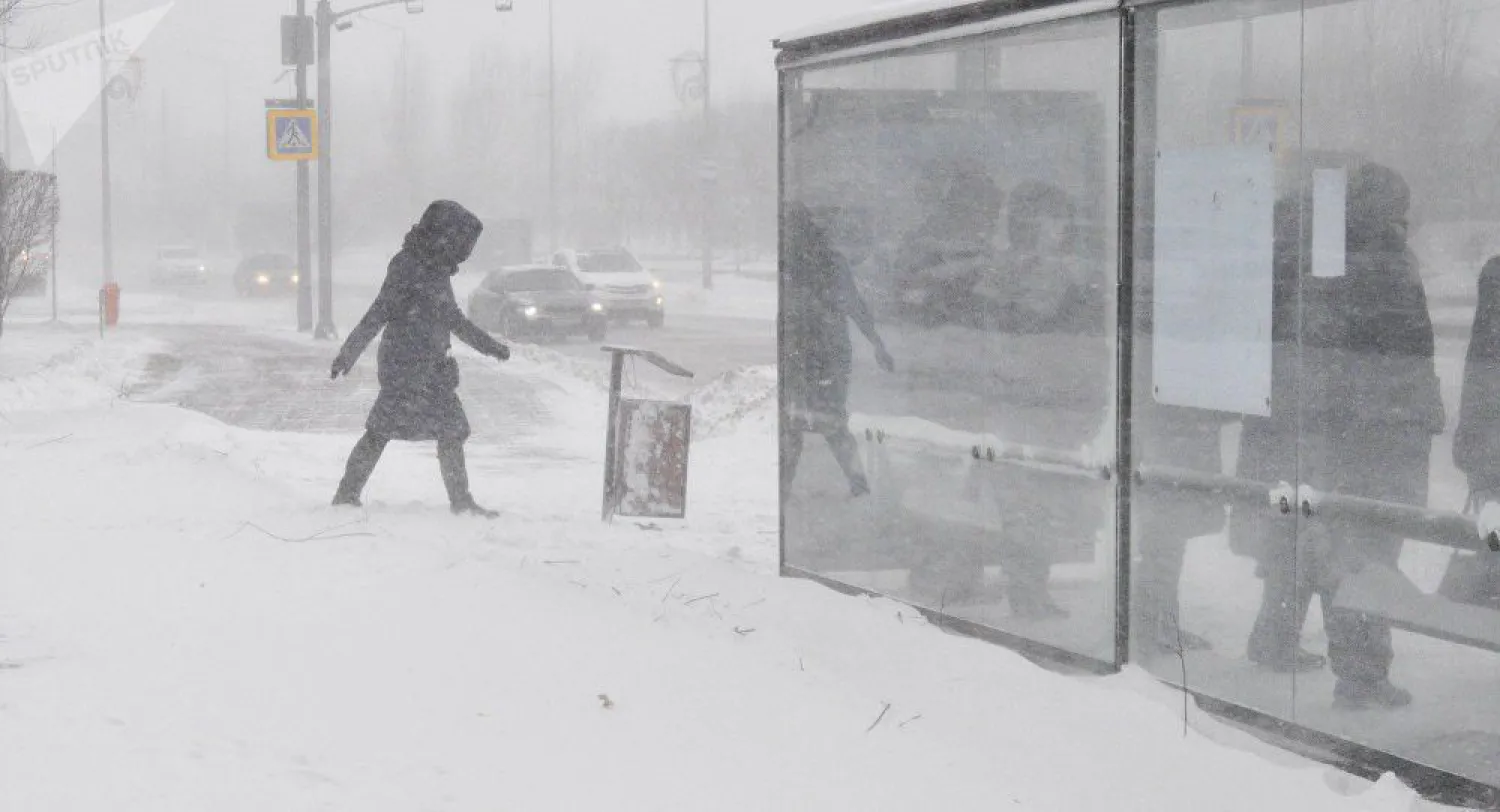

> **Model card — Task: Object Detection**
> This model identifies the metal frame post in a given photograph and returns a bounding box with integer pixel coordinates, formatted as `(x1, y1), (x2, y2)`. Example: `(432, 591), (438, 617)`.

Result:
(1113, 6), (1146, 669)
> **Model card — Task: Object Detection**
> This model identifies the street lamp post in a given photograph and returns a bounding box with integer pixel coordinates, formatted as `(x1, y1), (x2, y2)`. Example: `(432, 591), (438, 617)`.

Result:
(310, 0), (512, 341)
(314, 0), (335, 339)
(548, 0), (556, 254)
(296, 0), (313, 331)
(99, 0), (115, 292)
(700, 0), (713, 291)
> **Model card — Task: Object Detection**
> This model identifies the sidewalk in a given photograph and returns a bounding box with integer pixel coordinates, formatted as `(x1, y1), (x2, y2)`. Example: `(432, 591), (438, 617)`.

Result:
(121, 324), (561, 450)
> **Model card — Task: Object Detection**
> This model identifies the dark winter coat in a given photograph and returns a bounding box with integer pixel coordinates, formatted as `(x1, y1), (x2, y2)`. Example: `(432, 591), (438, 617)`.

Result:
(334, 200), (510, 442)
(1455, 256), (1500, 493)
(1300, 164), (1441, 542)
(1304, 164), (1444, 437)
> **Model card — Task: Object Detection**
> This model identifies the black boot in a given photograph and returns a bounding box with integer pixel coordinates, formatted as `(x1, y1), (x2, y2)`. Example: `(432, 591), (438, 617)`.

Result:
(438, 438), (497, 518)
(451, 496), (500, 519)
(334, 431), (387, 507)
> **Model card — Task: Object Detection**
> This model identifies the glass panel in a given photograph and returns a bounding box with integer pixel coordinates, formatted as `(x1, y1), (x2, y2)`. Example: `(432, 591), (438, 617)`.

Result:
(1130, 1), (1305, 720)
(782, 17), (1121, 663)
(1294, 0), (1500, 787)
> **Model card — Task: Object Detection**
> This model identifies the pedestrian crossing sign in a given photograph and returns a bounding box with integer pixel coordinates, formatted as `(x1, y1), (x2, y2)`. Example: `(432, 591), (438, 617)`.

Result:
(267, 109), (317, 161)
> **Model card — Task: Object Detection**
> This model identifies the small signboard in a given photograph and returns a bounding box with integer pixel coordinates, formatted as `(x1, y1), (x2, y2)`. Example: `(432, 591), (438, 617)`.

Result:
(610, 399), (692, 519)
(267, 109), (317, 161)
(1230, 100), (1290, 159)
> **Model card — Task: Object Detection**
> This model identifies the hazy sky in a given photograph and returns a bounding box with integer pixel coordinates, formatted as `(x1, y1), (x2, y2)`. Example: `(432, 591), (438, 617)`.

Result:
(8, 0), (899, 265)
(12, 0), (894, 132)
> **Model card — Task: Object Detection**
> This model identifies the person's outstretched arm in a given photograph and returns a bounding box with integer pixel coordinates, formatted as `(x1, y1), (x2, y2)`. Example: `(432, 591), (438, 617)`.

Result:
(331, 258), (411, 378)
(439, 282), (511, 361)
(840, 264), (895, 372)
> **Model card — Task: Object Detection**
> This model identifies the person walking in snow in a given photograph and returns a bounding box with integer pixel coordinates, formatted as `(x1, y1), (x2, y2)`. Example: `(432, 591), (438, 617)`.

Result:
(329, 200), (512, 517)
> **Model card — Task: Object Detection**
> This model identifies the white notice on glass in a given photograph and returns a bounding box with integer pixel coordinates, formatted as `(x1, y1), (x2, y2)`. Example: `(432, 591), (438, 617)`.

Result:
(1312, 168), (1347, 279)
(1152, 146), (1275, 417)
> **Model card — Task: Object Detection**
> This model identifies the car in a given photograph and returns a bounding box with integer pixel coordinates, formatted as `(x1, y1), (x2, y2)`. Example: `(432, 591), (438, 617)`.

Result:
(12, 246), (51, 297)
(467, 264), (608, 342)
(552, 247), (665, 328)
(149, 244), (208, 287)
(234, 252), (300, 297)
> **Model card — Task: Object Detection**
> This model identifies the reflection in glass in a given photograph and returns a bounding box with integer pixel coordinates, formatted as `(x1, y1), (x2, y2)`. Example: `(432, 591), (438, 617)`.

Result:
(782, 18), (1120, 663)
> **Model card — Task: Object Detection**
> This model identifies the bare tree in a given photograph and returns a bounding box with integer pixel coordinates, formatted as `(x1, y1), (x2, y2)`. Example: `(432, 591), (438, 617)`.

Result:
(0, 162), (61, 341)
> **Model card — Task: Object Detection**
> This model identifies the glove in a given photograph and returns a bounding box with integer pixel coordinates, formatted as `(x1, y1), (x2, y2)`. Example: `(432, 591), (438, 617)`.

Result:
(492, 342), (511, 362)
(330, 354), (354, 379)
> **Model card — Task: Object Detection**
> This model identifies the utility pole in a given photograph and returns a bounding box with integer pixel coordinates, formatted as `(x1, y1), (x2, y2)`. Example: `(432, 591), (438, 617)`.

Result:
(50, 128), (58, 322)
(700, 0), (713, 290)
(3, 21), (10, 163)
(99, 0), (115, 291)
(548, 0), (557, 254)
(160, 88), (169, 240)
(296, 0), (313, 331)
(314, 0), (335, 340)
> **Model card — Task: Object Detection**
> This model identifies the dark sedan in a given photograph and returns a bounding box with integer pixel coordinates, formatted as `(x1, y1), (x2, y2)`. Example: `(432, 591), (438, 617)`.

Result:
(234, 252), (300, 297)
(467, 265), (608, 342)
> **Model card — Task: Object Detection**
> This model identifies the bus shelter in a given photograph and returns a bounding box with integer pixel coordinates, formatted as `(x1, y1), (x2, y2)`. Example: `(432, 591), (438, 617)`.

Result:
(775, 0), (1500, 803)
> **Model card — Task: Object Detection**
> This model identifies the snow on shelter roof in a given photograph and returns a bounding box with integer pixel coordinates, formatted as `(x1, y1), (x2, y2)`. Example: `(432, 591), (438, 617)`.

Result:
(774, 0), (1103, 52)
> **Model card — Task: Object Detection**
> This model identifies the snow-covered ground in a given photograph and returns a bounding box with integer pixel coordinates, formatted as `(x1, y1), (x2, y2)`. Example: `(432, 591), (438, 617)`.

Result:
(0, 314), (1456, 811)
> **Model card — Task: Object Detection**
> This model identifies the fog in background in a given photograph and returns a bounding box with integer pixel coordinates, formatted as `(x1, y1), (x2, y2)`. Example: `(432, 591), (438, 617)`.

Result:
(8, 0), (889, 286)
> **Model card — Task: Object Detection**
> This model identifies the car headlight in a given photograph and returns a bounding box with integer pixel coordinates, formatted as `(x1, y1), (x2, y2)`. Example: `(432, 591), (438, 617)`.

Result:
(654, 297), (664, 307)
(199, 265), (207, 272)
(589, 302), (604, 312)
(523, 305), (539, 318)
(651, 279), (662, 290)
(291, 274), (299, 284)
(256, 274), (270, 285)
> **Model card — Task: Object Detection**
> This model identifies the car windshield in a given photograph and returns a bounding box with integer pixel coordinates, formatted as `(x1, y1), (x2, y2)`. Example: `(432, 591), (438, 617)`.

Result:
(505, 269), (578, 291)
(247, 254), (293, 270)
(576, 251), (640, 273)
(162, 248), (198, 260)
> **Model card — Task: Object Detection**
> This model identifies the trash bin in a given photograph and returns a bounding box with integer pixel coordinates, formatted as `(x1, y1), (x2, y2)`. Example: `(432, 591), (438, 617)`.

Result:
(100, 283), (121, 327)
(600, 345), (695, 521)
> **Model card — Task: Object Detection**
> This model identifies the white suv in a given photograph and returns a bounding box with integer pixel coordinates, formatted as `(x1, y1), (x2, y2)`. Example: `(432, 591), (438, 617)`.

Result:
(553, 247), (665, 328)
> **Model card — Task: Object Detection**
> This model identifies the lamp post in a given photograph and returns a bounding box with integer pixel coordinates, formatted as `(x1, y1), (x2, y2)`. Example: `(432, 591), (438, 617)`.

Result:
(548, 0), (556, 253)
(99, 0), (115, 292)
(311, 0), (514, 341)
(700, 0), (713, 290)
(671, 3), (714, 289)
(296, 0), (313, 331)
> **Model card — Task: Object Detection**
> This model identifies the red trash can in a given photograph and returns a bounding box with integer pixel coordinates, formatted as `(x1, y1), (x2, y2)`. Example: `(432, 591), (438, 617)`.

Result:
(100, 283), (121, 326)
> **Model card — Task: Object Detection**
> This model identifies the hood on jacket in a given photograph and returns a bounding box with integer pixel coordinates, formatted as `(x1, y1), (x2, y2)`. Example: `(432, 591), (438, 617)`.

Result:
(1347, 162), (1410, 256)
(405, 200), (484, 270)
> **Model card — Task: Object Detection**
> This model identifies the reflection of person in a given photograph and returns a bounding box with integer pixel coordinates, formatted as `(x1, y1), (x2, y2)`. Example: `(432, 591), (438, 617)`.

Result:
(1455, 255), (1500, 504)
(893, 170), (1005, 327)
(330, 200), (513, 517)
(977, 181), (1103, 335)
(1305, 163), (1443, 710)
(982, 181), (1106, 619)
(1233, 193), (1330, 673)
(781, 202), (896, 501)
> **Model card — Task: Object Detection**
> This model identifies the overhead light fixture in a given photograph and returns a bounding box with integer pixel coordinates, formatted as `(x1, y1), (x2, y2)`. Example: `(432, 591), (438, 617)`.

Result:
(496, 0), (514, 10)
(405, 0), (425, 12)
(334, 17), (353, 31)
